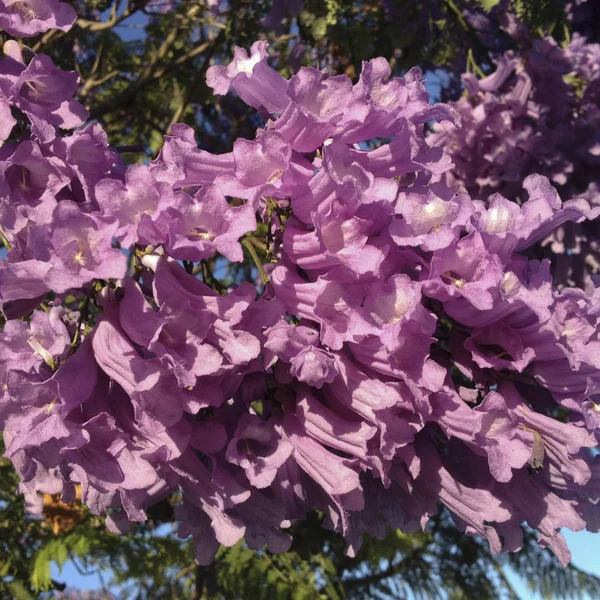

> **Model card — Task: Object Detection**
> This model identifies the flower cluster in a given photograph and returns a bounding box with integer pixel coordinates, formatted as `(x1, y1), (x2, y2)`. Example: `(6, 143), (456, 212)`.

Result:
(429, 35), (600, 287)
(1, 17), (599, 569)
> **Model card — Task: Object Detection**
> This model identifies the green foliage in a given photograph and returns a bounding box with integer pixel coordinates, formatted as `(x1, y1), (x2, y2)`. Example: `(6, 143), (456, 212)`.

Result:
(475, 0), (502, 11)
(84, 0), (114, 10)
(512, 0), (567, 35)
(507, 532), (600, 600)
(0, 448), (48, 598)
(5, 581), (37, 600)
(31, 531), (96, 592)
(472, 0), (567, 39)
(212, 543), (326, 600)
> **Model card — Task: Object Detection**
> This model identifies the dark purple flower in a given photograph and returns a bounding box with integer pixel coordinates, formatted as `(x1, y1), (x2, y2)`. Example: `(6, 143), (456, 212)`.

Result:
(226, 414), (293, 488)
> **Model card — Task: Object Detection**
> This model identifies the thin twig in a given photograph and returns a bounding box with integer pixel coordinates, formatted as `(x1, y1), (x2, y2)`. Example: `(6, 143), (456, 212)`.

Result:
(192, 564), (204, 600)
(80, 69), (121, 98)
(67, 296), (90, 358)
(242, 238), (270, 285)
(77, 0), (136, 32)
(0, 229), (12, 252)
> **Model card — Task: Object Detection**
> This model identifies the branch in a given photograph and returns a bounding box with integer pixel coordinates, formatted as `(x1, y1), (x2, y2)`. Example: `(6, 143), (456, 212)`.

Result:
(80, 69), (121, 99)
(89, 29), (225, 119)
(32, 0), (132, 51)
(139, 17), (182, 82)
(77, 0), (136, 32)
(342, 560), (404, 592)
(0, 228), (12, 252)
(197, 259), (228, 294)
(51, 579), (67, 592)
(242, 238), (270, 285)
(171, 562), (196, 600)
(192, 564), (204, 600)
(89, 38), (105, 80)
(342, 545), (428, 594)
(32, 28), (62, 52)
(174, 563), (196, 582)
(444, 0), (469, 30)
(68, 552), (98, 578)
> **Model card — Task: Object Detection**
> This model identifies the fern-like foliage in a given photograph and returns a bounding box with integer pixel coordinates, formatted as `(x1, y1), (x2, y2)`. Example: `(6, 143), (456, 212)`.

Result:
(506, 530), (600, 600)
(472, 0), (567, 37)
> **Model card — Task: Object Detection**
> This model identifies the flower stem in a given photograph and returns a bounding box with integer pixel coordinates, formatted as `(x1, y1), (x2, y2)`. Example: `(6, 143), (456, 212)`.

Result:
(242, 238), (270, 285)
(0, 229), (12, 252)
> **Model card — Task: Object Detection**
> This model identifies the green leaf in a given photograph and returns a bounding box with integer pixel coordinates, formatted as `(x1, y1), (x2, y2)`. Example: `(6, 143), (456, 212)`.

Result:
(475, 0), (502, 11)
(31, 545), (53, 592)
(30, 531), (95, 592)
(510, 0), (568, 40)
(6, 581), (36, 600)
(310, 17), (328, 39)
(0, 558), (11, 578)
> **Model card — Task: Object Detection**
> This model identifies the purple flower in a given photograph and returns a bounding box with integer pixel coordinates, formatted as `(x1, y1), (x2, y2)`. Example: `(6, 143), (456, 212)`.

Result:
(358, 274), (430, 352)
(295, 389), (377, 462)
(44, 201), (127, 293)
(56, 123), (120, 205)
(289, 347), (338, 388)
(96, 165), (179, 248)
(265, 320), (338, 387)
(0, 140), (68, 226)
(206, 41), (289, 114)
(166, 183), (256, 262)
(150, 123), (233, 188)
(339, 61), (457, 144)
(226, 414), (293, 488)
(465, 324), (536, 372)
(261, 0), (303, 34)
(424, 232), (505, 311)
(274, 67), (352, 152)
(148, 308), (223, 389)
(12, 54), (88, 142)
(0, 93), (16, 141)
(0, 259), (52, 305)
(390, 184), (474, 252)
(282, 411), (365, 513)
(0, 307), (69, 374)
(0, 0), (76, 37)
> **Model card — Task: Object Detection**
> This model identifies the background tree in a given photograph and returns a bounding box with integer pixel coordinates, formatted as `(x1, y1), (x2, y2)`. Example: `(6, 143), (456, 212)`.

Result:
(18, 0), (585, 155)
(1, 1), (599, 599)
